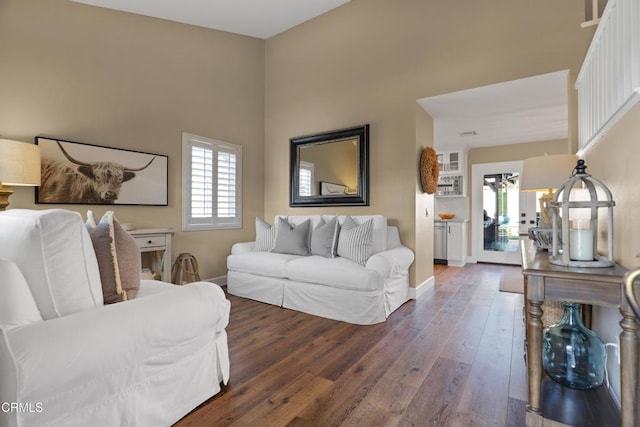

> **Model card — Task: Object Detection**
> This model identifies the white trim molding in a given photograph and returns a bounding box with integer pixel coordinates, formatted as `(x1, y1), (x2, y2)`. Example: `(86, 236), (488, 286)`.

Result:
(410, 276), (435, 300)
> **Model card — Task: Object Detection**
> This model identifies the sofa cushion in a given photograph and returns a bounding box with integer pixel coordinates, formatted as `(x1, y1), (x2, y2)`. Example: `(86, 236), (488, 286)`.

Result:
(227, 251), (301, 278)
(282, 215), (386, 254)
(0, 259), (43, 329)
(285, 256), (383, 291)
(310, 217), (339, 258)
(0, 209), (103, 319)
(337, 216), (374, 265)
(86, 211), (141, 304)
(273, 217), (311, 256)
(254, 217), (276, 251)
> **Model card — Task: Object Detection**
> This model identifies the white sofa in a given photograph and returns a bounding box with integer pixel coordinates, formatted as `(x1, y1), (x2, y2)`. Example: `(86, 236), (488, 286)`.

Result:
(227, 215), (414, 325)
(0, 209), (230, 427)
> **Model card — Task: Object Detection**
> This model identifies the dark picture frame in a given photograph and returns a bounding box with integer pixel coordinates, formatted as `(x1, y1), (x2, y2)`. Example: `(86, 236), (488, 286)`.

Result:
(35, 137), (168, 206)
(290, 124), (369, 207)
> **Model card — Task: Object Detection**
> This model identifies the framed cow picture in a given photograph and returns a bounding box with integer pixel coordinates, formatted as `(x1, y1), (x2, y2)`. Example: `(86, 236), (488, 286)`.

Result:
(35, 137), (168, 206)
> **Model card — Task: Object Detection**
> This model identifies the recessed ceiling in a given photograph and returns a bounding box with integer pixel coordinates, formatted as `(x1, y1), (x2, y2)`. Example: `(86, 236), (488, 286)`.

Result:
(71, 0), (351, 39)
(418, 70), (569, 151)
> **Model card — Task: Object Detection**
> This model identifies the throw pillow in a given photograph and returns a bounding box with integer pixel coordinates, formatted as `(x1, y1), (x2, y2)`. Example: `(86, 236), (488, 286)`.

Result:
(255, 217), (276, 251)
(310, 217), (340, 258)
(273, 217), (311, 256)
(337, 216), (374, 265)
(86, 210), (141, 304)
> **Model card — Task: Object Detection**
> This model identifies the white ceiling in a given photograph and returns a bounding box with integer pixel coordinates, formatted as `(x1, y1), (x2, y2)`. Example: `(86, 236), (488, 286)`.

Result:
(71, 0), (351, 39)
(418, 70), (569, 151)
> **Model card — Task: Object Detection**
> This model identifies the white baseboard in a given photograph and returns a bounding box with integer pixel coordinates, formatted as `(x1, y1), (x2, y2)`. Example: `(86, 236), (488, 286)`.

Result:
(465, 256), (477, 264)
(409, 275), (435, 300)
(205, 275), (227, 286)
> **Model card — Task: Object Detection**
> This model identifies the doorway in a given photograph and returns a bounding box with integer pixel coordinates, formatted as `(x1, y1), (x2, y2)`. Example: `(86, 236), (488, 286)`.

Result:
(472, 161), (524, 265)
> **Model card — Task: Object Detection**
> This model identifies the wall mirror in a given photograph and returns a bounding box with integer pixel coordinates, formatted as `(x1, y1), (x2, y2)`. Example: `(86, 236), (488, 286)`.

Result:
(290, 124), (369, 207)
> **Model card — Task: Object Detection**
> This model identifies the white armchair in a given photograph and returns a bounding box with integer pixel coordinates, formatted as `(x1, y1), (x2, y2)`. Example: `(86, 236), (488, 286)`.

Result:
(0, 209), (230, 427)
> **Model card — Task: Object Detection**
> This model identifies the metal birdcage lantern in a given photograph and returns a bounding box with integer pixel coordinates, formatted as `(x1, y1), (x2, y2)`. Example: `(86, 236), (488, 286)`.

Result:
(549, 159), (615, 268)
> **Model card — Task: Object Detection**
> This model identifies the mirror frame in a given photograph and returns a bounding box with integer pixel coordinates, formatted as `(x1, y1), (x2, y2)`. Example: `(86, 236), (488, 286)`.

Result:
(290, 124), (369, 207)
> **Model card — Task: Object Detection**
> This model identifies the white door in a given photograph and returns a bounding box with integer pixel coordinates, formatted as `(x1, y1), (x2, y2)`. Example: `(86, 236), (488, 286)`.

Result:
(472, 161), (523, 265)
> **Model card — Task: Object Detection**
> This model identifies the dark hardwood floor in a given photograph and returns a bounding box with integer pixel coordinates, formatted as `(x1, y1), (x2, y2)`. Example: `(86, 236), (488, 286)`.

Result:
(175, 263), (529, 426)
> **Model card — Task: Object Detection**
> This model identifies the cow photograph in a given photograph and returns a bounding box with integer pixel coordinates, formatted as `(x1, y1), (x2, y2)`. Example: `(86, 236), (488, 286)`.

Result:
(36, 137), (168, 206)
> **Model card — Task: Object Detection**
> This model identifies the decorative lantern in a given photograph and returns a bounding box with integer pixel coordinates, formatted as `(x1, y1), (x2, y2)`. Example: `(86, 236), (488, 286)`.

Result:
(549, 160), (615, 267)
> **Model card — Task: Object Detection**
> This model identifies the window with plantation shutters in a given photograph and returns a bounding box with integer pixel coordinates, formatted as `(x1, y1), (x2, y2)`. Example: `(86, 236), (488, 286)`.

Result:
(298, 161), (314, 197)
(182, 133), (242, 231)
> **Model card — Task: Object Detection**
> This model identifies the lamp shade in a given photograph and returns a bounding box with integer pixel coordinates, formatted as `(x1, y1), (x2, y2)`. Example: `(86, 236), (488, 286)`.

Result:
(520, 154), (578, 192)
(0, 139), (41, 186)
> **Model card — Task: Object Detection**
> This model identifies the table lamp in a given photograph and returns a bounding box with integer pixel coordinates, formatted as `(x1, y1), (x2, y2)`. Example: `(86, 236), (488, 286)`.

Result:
(521, 154), (578, 226)
(0, 139), (41, 210)
(520, 153), (578, 249)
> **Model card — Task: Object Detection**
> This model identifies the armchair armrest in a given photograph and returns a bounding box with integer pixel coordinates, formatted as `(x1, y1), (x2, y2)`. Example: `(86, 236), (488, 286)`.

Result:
(1, 281), (230, 418)
(365, 246), (415, 279)
(0, 259), (42, 329)
(231, 241), (256, 255)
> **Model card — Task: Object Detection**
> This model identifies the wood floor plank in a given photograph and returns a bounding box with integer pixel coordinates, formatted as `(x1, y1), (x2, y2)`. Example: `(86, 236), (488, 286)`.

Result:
(439, 304), (491, 364)
(175, 264), (614, 427)
(229, 372), (333, 427)
(400, 357), (472, 426)
(451, 293), (516, 426)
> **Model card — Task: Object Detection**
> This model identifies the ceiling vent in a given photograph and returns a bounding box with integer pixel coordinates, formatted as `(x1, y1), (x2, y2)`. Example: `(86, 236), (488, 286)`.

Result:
(459, 131), (477, 137)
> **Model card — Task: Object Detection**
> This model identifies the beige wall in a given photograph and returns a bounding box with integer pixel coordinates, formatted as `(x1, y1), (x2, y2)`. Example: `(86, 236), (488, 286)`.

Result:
(583, 103), (640, 404)
(415, 106), (435, 285)
(264, 0), (594, 286)
(0, 0), (265, 280)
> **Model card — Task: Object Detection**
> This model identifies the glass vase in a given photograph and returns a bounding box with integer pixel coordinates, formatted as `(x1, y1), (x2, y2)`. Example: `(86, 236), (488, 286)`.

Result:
(542, 302), (606, 390)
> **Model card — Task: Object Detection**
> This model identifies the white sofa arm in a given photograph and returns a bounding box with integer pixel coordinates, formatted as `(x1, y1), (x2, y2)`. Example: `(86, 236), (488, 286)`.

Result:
(0, 281), (230, 425)
(0, 259), (43, 329)
(365, 246), (415, 279)
(231, 241), (256, 254)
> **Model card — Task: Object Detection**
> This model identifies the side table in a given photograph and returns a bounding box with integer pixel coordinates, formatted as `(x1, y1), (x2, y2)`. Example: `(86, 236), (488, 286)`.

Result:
(520, 240), (638, 427)
(128, 228), (174, 282)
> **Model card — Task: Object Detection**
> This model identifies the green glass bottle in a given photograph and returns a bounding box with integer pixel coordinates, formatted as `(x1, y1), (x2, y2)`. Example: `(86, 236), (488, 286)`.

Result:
(542, 302), (607, 390)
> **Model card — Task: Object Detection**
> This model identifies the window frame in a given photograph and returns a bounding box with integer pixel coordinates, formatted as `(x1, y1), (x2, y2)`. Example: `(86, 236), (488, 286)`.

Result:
(298, 160), (315, 197)
(182, 132), (242, 231)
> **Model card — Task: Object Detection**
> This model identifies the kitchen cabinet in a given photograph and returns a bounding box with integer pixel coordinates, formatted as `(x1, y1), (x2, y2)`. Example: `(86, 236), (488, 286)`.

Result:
(446, 222), (466, 266)
(437, 151), (463, 174)
(434, 221), (467, 266)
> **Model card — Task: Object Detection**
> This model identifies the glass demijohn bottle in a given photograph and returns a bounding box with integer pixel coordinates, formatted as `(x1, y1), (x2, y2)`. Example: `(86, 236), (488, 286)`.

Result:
(542, 302), (607, 390)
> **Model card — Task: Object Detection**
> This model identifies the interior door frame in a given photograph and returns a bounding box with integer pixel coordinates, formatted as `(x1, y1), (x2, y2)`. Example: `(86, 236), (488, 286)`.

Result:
(471, 160), (523, 265)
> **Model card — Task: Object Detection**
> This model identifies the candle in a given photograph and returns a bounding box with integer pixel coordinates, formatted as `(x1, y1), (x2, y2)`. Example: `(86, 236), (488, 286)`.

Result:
(569, 229), (594, 261)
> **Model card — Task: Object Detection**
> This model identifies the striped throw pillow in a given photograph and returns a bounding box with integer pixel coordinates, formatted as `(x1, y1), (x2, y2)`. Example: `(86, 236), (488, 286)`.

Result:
(255, 218), (276, 251)
(337, 217), (374, 265)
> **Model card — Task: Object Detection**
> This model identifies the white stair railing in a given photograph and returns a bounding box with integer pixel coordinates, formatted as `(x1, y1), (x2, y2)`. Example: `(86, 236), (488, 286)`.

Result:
(576, 0), (640, 154)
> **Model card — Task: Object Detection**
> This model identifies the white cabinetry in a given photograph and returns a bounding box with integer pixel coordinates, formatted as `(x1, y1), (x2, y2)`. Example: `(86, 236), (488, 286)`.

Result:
(446, 222), (467, 267)
(437, 151), (463, 174)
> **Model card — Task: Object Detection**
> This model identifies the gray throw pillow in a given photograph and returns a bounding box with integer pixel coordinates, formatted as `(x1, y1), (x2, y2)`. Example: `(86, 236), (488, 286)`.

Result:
(311, 217), (340, 258)
(273, 218), (311, 256)
(337, 216), (374, 265)
(255, 217), (276, 251)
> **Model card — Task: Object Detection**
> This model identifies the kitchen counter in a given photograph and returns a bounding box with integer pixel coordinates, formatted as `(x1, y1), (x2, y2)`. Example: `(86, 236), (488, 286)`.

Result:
(435, 218), (468, 223)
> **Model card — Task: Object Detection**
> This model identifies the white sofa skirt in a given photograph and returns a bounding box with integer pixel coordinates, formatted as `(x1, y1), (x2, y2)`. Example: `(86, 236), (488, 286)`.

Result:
(228, 272), (410, 325)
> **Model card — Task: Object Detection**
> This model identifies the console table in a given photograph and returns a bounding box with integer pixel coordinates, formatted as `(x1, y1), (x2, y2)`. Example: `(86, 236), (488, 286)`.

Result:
(521, 240), (638, 427)
(129, 228), (173, 282)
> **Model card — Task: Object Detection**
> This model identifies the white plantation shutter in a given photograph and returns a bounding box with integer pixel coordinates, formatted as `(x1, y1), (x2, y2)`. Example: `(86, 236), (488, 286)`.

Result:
(190, 144), (213, 218)
(182, 133), (242, 231)
(299, 161), (314, 197)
